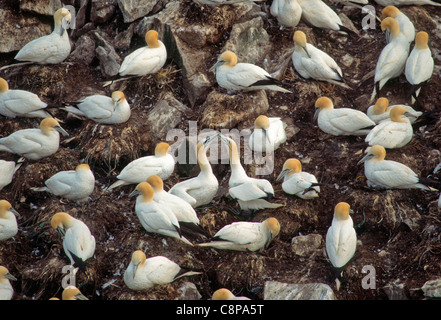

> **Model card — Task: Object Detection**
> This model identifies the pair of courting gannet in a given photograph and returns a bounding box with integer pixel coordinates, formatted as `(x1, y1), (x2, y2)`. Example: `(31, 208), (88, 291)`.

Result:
(367, 97), (422, 124)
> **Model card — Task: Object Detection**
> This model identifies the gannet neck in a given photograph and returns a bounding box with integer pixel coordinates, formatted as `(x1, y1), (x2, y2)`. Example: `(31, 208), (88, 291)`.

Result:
(196, 143), (211, 172)
(372, 98), (389, 115)
(0, 78), (9, 93)
(146, 175), (164, 193)
(145, 30), (160, 48)
(381, 17), (401, 38)
(389, 105), (407, 122)
(154, 142), (170, 157)
(381, 6), (400, 19)
(137, 182), (154, 202)
(415, 31), (429, 50)
(334, 202), (351, 220)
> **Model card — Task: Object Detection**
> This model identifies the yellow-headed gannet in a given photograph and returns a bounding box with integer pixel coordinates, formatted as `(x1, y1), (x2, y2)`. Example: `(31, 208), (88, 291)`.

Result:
(381, 6), (415, 43)
(62, 286), (88, 300)
(212, 288), (251, 300)
(277, 158), (320, 199)
(270, 0), (302, 28)
(0, 200), (19, 241)
(248, 115), (287, 153)
(0, 266), (17, 300)
(367, 97), (422, 124)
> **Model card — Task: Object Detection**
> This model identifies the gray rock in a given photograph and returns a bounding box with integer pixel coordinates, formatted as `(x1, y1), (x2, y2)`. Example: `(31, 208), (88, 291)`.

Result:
(117, 0), (159, 23)
(175, 282), (202, 300)
(113, 23), (136, 51)
(421, 278), (441, 299)
(264, 281), (335, 300)
(75, 0), (89, 31)
(69, 33), (96, 65)
(291, 234), (323, 257)
(91, 0), (117, 24)
(94, 31), (122, 77)
(19, 0), (62, 16)
(383, 281), (409, 300)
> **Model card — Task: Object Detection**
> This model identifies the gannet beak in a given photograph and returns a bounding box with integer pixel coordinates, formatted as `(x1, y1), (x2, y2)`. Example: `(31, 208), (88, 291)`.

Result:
(129, 189), (140, 198)
(357, 153), (373, 165)
(204, 132), (219, 146)
(113, 99), (119, 112)
(4, 272), (17, 281)
(133, 262), (140, 279)
(9, 207), (20, 218)
(209, 60), (224, 72)
(55, 125), (69, 137)
(302, 46), (311, 58)
(219, 134), (230, 145)
(56, 225), (65, 238)
(313, 108), (320, 122)
(276, 169), (289, 182)
(74, 292), (89, 300)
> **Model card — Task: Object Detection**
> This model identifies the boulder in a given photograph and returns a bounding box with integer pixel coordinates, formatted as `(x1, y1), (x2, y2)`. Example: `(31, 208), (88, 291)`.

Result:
(291, 234), (323, 257)
(117, 0), (158, 23)
(264, 281), (335, 300)
(91, 0), (117, 24)
(19, 0), (63, 16)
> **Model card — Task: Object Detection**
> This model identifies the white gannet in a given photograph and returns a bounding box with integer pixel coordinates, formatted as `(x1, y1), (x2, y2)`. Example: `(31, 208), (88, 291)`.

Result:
(0, 200), (19, 241)
(270, 0), (302, 28)
(212, 288), (251, 300)
(61, 286), (88, 300)
(31, 163), (95, 203)
(220, 135), (283, 212)
(357, 145), (438, 191)
(169, 136), (219, 208)
(365, 105), (413, 149)
(147, 175), (206, 238)
(63, 91), (131, 124)
(0, 78), (51, 118)
(325, 202), (357, 291)
(276, 158), (320, 199)
(123, 250), (201, 291)
(367, 97), (422, 124)
(374, 0), (441, 6)
(51, 212), (96, 272)
(129, 182), (193, 246)
(198, 217), (280, 251)
(248, 115), (287, 153)
(405, 31), (434, 105)
(107, 142), (175, 190)
(0, 159), (22, 191)
(119, 30), (167, 77)
(370, 17), (410, 103)
(381, 6), (415, 44)
(209, 50), (292, 93)
(0, 266), (17, 300)
(314, 96), (376, 136)
(0, 117), (69, 160)
(292, 31), (351, 89)
(13, 8), (71, 65)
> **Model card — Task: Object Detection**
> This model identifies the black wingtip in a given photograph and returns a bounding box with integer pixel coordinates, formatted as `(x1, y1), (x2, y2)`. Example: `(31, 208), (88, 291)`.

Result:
(69, 251), (89, 273)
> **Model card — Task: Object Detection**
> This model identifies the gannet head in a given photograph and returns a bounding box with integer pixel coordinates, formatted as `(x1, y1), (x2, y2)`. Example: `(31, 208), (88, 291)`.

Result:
(415, 31), (429, 50)
(145, 30), (161, 48)
(50, 212), (74, 237)
(0, 78), (9, 93)
(0, 200), (19, 218)
(111, 91), (126, 111)
(372, 97), (389, 115)
(254, 115), (270, 130)
(54, 8), (72, 36)
(293, 31), (310, 58)
(130, 250), (147, 279)
(40, 118), (69, 136)
(146, 175), (164, 193)
(129, 182), (154, 202)
(62, 286), (88, 300)
(209, 50), (238, 72)
(334, 202), (353, 220)
(75, 163), (91, 172)
(381, 17), (401, 38)
(358, 145), (386, 164)
(0, 266), (17, 282)
(154, 142), (170, 157)
(277, 158), (302, 181)
(381, 6), (400, 19)
(264, 217), (280, 249)
(212, 288), (235, 300)
(314, 96), (334, 121)
(389, 105), (410, 122)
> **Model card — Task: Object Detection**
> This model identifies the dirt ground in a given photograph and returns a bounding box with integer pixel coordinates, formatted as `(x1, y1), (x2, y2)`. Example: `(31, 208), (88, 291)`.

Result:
(0, 0), (440, 300)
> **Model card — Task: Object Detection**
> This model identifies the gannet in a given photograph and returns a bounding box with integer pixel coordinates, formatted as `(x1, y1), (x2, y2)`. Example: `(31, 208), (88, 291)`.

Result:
(358, 145), (438, 191)
(314, 96), (376, 136)
(405, 31), (434, 105)
(119, 30), (167, 77)
(147, 175), (206, 238)
(0, 78), (51, 118)
(374, 0), (441, 6)
(198, 217), (280, 251)
(51, 212), (96, 272)
(0, 159), (22, 191)
(209, 50), (292, 93)
(276, 158), (320, 199)
(123, 250), (201, 290)
(0, 200), (19, 241)
(62, 286), (88, 300)
(367, 97), (422, 124)
(325, 202), (357, 291)
(129, 182), (193, 246)
(13, 8), (71, 65)
(31, 163), (95, 203)
(370, 17), (410, 103)
(365, 105), (413, 149)
(248, 115), (287, 153)
(381, 6), (415, 44)
(292, 31), (350, 89)
(169, 136), (219, 208)
(0, 117), (69, 160)
(270, 0), (302, 28)
(107, 142), (175, 190)
(63, 91), (131, 124)
(220, 135), (283, 212)
(212, 288), (251, 300)
(0, 266), (16, 300)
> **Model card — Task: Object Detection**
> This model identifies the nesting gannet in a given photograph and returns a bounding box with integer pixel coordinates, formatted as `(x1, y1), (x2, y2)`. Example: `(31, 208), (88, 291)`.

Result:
(365, 105), (413, 149)
(292, 31), (350, 89)
(0, 118), (69, 160)
(63, 91), (131, 124)
(270, 0), (302, 28)
(147, 175), (206, 238)
(13, 8), (71, 65)
(0, 266), (17, 300)
(370, 17), (410, 103)
(119, 30), (167, 77)
(62, 286), (88, 300)
(51, 212), (96, 271)
(314, 97), (375, 136)
(381, 6), (415, 44)
(209, 50), (292, 93)
(220, 135), (283, 212)
(0, 200), (19, 241)
(31, 164), (95, 203)
(248, 115), (287, 153)
(374, 0), (441, 6)
(405, 31), (434, 105)
(123, 250), (201, 291)
(277, 158), (320, 199)
(358, 145), (438, 191)
(325, 202), (357, 291)
(0, 159), (22, 191)
(367, 97), (422, 124)
(0, 78), (50, 118)
(212, 288), (251, 300)
(130, 182), (193, 246)
(198, 217), (280, 251)
(107, 142), (175, 190)
(169, 136), (219, 208)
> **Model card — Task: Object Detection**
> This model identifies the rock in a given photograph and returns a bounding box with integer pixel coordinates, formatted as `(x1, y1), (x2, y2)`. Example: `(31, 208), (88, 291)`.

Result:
(264, 281), (335, 300)
(75, 0), (89, 31)
(19, 0), (63, 16)
(383, 281), (409, 300)
(200, 90), (269, 130)
(113, 23), (136, 51)
(94, 31), (121, 77)
(68, 33), (96, 65)
(175, 282), (202, 300)
(421, 278), (441, 299)
(91, 0), (117, 24)
(291, 234), (323, 257)
(117, 0), (159, 23)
